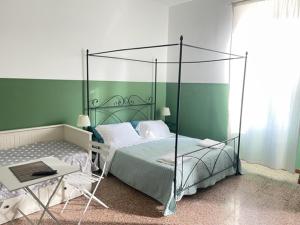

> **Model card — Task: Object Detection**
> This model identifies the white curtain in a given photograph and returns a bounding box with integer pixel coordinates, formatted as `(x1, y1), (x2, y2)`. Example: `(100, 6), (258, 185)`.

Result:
(229, 0), (300, 172)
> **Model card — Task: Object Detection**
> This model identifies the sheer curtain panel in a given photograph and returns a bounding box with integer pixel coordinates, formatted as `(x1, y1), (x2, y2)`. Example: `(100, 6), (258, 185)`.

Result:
(229, 0), (300, 172)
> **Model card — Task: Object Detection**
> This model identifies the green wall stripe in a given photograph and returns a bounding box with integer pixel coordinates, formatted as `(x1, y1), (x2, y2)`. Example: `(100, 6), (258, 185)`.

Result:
(0, 78), (84, 130)
(0, 78), (166, 131)
(1, 78), (299, 169)
(166, 83), (229, 141)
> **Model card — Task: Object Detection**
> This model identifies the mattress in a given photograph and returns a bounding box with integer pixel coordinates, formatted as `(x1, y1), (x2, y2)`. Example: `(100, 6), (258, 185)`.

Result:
(109, 135), (238, 216)
(0, 140), (92, 200)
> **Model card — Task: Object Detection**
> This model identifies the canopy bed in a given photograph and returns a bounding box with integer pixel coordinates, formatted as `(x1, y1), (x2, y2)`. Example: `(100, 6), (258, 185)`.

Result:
(86, 36), (248, 215)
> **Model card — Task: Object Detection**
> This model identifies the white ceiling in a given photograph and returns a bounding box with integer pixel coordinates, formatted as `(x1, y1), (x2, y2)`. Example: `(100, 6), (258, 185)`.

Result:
(154, 0), (193, 7)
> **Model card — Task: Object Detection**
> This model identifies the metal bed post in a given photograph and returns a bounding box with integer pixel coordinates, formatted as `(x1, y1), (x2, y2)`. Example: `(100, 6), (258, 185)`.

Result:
(154, 58), (158, 120)
(86, 49), (90, 116)
(236, 51), (248, 175)
(174, 36), (183, 199)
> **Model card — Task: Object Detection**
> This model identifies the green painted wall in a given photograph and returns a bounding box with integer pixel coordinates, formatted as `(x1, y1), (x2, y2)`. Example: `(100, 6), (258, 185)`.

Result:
(0, 78), (83, 131)
(2, 78), (300, 169)
(165, 83), (300, 169)
(165, 83), (229, 141)
(0, 78), (166, 131)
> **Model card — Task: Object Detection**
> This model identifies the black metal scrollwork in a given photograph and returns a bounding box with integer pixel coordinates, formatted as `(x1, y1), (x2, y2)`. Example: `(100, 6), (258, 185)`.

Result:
(177, 136), (238, 194)
(89, 95), (153, 109)
(88, 95), (154, 126)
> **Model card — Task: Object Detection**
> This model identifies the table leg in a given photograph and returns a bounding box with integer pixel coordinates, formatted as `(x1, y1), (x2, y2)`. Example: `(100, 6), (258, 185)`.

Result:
(24, 176), (64, 225)
(16, 208), (35, 225)
(12, 194), (32, 225)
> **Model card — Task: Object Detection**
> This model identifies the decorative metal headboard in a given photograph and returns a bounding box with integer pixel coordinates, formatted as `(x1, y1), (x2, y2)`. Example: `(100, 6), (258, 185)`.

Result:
(89, 95), (154, 126)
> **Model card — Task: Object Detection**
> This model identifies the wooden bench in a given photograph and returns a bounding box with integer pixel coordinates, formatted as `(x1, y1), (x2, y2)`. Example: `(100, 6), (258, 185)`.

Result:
(0, 124), (92, 224)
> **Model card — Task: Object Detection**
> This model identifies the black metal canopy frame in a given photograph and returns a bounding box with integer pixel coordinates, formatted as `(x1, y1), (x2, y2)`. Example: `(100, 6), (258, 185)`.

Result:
(86, 35), (248, 201)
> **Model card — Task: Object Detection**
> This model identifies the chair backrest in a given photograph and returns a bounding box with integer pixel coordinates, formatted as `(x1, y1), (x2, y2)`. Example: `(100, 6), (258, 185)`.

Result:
(90, 142), (109, 158)
(89, 142), (111, 175)
(98, 147), (109, 162)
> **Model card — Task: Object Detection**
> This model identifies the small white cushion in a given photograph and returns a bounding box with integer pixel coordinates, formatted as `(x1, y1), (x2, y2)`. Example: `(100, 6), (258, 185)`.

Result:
(95, 122), (141, 148)
(137, 120), (171, 139)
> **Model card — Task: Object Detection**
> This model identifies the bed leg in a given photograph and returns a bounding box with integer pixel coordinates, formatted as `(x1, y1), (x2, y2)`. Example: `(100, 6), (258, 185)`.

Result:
(236, 159), (242, 176)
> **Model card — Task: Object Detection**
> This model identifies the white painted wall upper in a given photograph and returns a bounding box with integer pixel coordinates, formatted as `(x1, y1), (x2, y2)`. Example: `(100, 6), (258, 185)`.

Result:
(167, 0), (233, 83)
(0, 0), (168, 82)
(153, 0), (193, 7)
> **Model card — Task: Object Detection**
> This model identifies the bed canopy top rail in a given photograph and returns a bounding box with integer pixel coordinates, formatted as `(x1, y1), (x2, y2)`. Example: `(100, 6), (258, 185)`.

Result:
(90, 43), (179, 55)
(86, 35), (248, 201)
(88, 54), (244, 64)
(88, 54), (154, 64)
(182, 43), (243, 57)
(89, 42), (244, 58)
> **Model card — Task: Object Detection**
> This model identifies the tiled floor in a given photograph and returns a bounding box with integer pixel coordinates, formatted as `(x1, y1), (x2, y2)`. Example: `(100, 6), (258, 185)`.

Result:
(242, 161), (299, 184)
(5, 163), (300, 225)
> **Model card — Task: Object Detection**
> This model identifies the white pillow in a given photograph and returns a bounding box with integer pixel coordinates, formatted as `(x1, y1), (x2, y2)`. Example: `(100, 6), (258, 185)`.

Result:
(95, 122), (141, 148)
(137, 120), (171, 139)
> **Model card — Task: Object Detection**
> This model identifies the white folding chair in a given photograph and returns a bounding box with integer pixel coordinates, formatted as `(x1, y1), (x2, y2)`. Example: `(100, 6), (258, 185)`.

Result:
(61, 145), (109, 225)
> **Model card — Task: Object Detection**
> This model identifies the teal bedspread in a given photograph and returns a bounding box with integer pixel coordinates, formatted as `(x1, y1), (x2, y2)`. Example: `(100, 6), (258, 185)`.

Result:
(110, 136), (237, 216)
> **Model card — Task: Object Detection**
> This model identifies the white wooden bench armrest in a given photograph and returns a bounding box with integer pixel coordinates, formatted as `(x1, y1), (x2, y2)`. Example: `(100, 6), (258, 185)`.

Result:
(63, 125), (92, 152)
